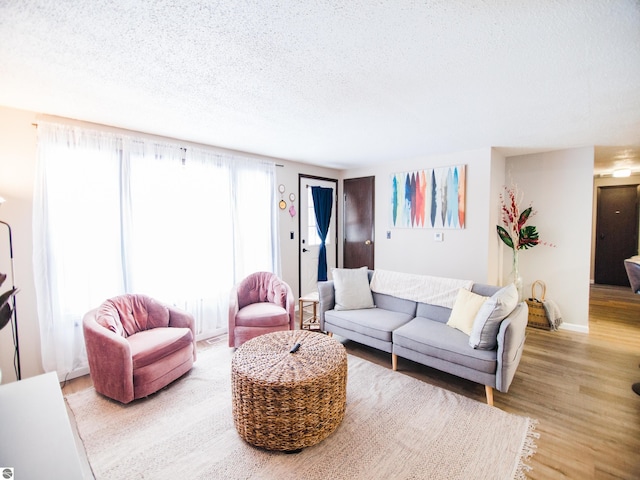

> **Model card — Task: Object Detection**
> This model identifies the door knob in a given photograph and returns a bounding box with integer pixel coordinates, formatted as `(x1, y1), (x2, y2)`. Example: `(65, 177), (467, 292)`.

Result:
(365, 240), (372, 245)
(302, 248), (309, 252)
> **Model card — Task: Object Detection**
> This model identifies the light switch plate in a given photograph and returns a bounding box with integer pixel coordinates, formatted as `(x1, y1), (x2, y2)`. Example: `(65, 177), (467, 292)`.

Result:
(434, 232), (443, 242)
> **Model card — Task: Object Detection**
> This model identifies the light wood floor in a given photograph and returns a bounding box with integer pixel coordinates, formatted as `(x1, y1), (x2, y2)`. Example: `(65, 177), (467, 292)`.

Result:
(348, 284), (640, 480)
(62, 285), (640, 479)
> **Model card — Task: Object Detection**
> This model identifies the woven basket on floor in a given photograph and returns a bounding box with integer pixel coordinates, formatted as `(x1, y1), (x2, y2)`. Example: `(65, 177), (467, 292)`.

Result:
(525, 280), (551, 330)
(231, 329), (347, 452)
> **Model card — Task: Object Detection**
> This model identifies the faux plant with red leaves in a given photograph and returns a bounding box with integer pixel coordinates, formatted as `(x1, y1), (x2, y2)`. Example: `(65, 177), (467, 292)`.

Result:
(496, 185), (542, 251)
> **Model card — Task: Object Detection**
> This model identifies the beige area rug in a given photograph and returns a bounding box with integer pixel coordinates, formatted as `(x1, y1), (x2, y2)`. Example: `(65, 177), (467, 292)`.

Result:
(65, 345), (538, 480)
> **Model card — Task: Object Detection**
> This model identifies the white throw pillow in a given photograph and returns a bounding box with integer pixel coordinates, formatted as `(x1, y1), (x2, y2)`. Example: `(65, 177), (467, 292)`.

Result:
(468, 284), (519, 350)
(446, 289), (488, 336)
(332, 267), (375, 311)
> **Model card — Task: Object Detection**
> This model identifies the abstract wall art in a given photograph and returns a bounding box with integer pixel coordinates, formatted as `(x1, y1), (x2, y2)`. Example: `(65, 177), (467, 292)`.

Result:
(390, 164), (466, 229)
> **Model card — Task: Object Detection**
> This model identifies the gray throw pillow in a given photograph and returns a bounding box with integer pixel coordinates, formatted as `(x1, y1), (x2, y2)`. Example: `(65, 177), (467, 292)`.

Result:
(468, 284), (518, 350)
(332, 267), (375, 311)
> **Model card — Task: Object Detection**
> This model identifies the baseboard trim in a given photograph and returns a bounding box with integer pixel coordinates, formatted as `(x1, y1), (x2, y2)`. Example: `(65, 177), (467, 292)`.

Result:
(559, 323), (589, 334)
(59, 366), (90, 382)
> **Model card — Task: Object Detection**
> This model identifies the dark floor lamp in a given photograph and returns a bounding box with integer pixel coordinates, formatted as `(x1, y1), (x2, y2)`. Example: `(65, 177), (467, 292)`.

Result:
(0, 197), (21, 381)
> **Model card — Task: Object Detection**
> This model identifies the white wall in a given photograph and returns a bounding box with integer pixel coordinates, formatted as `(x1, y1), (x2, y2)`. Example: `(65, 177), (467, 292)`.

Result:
(275, 160), (341, 299)
(488, 148), (507, 285)
(0, 107), (39, 383)
(344, 148), (497, 283)
(505, 147), (594, 331)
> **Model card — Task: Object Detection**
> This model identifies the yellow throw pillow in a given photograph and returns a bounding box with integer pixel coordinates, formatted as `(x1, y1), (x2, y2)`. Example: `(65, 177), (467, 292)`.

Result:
(446, 289), (488, 336)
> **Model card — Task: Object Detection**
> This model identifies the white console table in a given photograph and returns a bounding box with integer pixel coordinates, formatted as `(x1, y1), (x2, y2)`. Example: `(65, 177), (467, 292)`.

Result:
(0, 372), (85, 479)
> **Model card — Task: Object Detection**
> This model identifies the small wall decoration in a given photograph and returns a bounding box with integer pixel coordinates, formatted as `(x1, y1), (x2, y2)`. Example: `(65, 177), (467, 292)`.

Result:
(390, 165), (466, 229)
(278, 184), (287, 209)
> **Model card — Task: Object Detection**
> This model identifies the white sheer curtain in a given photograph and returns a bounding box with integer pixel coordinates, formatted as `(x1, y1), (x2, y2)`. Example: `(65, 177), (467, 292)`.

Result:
(33, 122), (279, 379)
(231, 156), (281, 279)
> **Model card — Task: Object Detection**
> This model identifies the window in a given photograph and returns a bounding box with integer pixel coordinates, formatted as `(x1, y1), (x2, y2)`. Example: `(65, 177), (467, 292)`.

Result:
(307, 187), (331, 246)
(34, 123), (279, 378)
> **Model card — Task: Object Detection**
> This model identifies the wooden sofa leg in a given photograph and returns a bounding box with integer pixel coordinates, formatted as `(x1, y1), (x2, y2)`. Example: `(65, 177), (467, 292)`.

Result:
(327, 332), (333, 337)
(485, 385), (494, 406)
(392, 353), (398, 371)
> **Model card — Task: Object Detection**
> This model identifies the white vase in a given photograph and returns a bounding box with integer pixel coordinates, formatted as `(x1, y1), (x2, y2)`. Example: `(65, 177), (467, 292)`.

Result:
(510, 249), (523, 301)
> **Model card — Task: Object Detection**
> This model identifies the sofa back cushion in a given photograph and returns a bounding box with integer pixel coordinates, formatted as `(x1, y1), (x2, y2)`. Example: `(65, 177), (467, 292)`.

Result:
(372, 291), (417, 316)
(96, 294), (170, 337)
(237, 272), (287, 310)
(415, 284), (502, 323)
(470, 283), (500, 297)
(415, 302), (452, 323)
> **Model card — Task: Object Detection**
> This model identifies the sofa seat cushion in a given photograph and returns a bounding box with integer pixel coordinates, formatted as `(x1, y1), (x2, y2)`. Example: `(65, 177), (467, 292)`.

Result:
(325, 308), (414, 342)
(393, 317), (497, 374)
(235, 302), (289, 327)
(128, 327), (194, 370)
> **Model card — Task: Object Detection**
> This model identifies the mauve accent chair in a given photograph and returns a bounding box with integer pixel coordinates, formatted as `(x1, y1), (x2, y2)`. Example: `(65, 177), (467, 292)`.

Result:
(228, 272), (295, 348)
(82, 294), (197, 404)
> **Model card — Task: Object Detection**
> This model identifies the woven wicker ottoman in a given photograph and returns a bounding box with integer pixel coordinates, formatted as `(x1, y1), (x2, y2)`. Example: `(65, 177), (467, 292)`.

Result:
(231, 330), (347, 452)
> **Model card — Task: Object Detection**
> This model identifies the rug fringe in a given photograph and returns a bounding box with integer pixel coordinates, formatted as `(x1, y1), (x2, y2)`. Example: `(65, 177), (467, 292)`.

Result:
(64, 396), (98, 480)
(514, 418), (540, 480)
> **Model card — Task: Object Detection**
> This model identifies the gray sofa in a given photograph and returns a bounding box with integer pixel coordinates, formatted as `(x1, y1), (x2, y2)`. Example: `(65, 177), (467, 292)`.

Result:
(624, 256), (640, 293)
(318, 270), (528, 406)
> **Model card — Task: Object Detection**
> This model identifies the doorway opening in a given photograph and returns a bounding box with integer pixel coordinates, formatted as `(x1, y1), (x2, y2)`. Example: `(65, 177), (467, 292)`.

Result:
(594, 184), (640, 287)
(298, 175), (338, 298)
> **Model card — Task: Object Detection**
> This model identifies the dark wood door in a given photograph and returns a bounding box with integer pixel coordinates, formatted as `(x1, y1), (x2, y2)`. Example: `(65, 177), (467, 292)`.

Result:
(343, 176), (375, 269)
(594, 185), (639, 286)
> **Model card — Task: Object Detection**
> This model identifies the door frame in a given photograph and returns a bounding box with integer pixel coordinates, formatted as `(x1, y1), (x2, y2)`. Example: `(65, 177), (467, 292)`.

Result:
(298, 174), (339, 297)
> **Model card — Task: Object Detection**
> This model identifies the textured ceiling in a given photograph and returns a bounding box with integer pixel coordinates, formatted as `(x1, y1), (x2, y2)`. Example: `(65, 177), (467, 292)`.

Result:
(0, 1), (639, 171)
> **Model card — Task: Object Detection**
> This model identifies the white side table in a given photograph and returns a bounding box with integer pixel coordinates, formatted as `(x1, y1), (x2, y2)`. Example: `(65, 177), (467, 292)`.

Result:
(0, 372), (85, 479)
(298, 291), (321, 331)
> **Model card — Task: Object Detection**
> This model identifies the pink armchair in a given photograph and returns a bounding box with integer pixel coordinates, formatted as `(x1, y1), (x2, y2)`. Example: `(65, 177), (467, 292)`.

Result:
(82, 294), (197, 404)
(228, 272), (295, 348)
